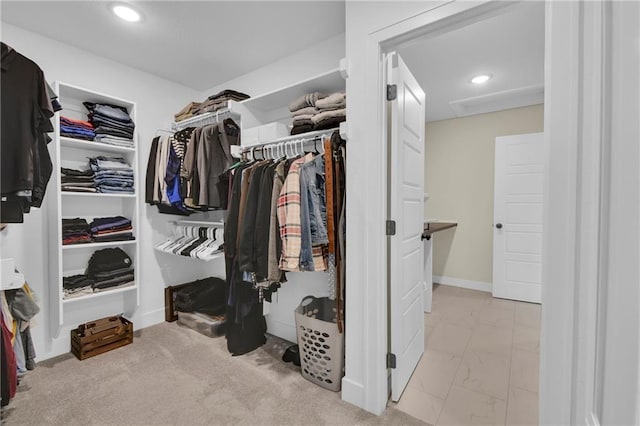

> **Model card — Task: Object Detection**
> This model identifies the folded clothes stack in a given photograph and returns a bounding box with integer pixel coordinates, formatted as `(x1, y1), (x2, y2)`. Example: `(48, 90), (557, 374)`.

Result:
(174, 101), (202, 122)
(87, 247), (134, 292)
(62, 218), (91, 245)
(63, 274), (96, 298)
(89, 216), (134, 243)
(60, 167), (96, 193)
(60, 116), (95, 140)
(89, 156), (135, 194)
(83, 102), (135, 147)
(288, 91), (346, 135)
(173, 89), (250, 122)
(63, 247), (134, 299)
(312, 91), (346, 130)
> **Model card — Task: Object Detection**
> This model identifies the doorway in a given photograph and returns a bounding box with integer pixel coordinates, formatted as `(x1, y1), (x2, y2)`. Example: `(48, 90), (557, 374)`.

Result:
(385, 2), (544, 424)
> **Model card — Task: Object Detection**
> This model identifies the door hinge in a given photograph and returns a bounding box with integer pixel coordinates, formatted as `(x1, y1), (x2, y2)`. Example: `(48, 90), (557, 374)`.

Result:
(386, 220), (396, 236)
(386, 84), (397, 101)
(387, 353), (397, 369)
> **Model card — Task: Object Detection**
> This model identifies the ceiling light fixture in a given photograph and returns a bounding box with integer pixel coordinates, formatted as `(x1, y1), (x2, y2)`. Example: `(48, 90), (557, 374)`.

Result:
(111, 3), (142, 22)
(470, 74), (492, 84)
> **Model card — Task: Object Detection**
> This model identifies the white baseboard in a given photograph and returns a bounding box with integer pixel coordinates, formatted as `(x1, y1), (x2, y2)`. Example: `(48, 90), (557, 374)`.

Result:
(137, 308), (166, 329)
(433, 275), (492, 293)
(341, 377), (365, 409)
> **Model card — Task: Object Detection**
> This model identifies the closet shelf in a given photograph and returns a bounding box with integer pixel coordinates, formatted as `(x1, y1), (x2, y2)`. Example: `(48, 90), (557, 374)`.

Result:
(172, 108), (241, 131)
(62, 284), (137, 303)
(239, 67), (344, 112)
(60, 136), (135, 154)
(62, 240), (137, 250)
(61, 192), (137, 198)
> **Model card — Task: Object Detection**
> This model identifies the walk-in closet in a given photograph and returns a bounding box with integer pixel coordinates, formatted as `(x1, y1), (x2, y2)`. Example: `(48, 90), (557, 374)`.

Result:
(2, 1), (640, 425)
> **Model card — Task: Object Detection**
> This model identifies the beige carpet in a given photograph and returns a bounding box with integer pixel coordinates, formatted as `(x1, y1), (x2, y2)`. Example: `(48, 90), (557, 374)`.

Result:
(1, 322), (424, 425)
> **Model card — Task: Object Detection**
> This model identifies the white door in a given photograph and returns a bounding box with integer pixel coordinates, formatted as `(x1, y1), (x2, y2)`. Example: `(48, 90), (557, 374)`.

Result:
(493, 132), (544, 303)
(387, 52), (426, 401)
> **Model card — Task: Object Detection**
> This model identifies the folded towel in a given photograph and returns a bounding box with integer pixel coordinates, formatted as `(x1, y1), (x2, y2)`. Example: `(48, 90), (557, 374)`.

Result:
(292, 114), (315, 124)
(288, 92), (327, 112)
(316, 92), (346, 111)
(290, 124), (314, 135)
(292, 117), (313, 127)
(313, 115), (346, 131)
(291, 106), (319, 117)
(311, 108), (346, 125)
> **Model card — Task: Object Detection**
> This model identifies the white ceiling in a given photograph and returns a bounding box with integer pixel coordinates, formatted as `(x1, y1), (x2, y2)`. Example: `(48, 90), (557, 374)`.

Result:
(398, 2), (545, 122)
(0, 1), (346, 91)
(1, 2), (543, 121)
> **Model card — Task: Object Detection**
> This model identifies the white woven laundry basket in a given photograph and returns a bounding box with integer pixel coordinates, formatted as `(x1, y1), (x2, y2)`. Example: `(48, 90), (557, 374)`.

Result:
(294, 296), (344, 392)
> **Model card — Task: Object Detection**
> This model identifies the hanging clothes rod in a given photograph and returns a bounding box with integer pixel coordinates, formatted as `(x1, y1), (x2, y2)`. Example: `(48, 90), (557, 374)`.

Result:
(172, 108), (240, 131)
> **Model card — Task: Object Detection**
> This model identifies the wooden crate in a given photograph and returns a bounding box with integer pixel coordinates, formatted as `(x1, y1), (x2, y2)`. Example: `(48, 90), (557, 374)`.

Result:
(71, 315), (133, 360)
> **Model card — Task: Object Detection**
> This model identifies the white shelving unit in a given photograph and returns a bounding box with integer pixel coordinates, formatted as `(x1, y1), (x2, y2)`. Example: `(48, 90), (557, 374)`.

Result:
(48, 82), (140, 337)
(231, 66), (346, 137)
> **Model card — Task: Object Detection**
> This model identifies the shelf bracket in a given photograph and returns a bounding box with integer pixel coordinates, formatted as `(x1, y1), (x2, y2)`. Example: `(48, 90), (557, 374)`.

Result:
(339, 57), (350, 79)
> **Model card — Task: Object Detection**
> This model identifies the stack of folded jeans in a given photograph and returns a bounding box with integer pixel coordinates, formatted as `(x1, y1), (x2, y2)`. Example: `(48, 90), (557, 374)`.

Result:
(60, 167), (96, 193)
(86, 248), (134, 292)
(62, 218), (92, 245)
(62, 274), (96, 299)
(89, 156), (135, 194)
(83, 102), (135, 146)
(89, 216), (134, 242)
(60, 116), (95, 140)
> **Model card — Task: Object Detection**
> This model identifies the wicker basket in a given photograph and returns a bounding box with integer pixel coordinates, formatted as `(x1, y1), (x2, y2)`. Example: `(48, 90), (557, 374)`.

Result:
(294, 296), (344, 391)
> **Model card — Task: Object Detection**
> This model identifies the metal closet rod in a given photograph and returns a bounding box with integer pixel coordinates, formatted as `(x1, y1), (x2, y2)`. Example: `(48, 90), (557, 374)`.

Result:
(240, 127), (339, 158)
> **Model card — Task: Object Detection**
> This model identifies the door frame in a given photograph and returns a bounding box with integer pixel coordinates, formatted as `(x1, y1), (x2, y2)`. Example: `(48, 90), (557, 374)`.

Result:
(342, 0), (619, 421)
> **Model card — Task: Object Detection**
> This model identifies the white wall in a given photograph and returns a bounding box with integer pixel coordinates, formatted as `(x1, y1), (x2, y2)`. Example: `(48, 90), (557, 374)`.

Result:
(199, 33), (345, 100)
(0, 23), (218, 361)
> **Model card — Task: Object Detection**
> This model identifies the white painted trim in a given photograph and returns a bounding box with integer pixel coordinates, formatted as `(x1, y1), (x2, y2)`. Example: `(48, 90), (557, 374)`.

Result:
(587, 411), (601, 426)
(137, 308), (166, 330)
(432, 275), (492, 293)
(449, 85), (544, 118)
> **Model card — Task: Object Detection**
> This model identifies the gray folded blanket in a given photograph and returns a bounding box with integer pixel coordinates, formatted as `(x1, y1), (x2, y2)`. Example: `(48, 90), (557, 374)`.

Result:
(289, 92), (327, 112)
(316, 92), (346, 111)
(311, 108), (346, 125)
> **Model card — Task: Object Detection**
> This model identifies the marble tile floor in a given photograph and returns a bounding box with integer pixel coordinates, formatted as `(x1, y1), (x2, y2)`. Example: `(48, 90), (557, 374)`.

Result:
(393, 284), (540, 426)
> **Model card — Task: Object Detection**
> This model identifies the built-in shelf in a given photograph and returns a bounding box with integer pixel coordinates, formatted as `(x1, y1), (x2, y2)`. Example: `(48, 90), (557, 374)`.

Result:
(60, 136), (135, 154)
(62, 192), (136, 198)
(62, 240), (137, 250)
(50, 81), (140, 337)
(239, 68), (344, 112)
(62, 284), (137, 303)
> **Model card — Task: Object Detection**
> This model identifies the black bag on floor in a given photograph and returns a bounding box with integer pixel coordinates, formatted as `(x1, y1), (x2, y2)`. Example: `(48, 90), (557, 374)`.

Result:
(174, 277), (226, 315)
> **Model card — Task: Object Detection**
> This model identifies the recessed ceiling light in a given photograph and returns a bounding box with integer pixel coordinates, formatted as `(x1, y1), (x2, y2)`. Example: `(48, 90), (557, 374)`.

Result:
(471, 74), (492, 84)
(111, 3), (142, 22)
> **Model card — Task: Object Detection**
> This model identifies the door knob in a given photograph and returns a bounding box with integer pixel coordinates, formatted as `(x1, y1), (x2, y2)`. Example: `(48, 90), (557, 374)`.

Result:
(496, 223), (503, 229)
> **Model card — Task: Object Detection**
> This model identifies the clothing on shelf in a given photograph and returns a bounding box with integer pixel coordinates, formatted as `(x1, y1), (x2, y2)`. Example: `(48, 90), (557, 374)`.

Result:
(1, 42), (55, 223)
(145, 118), (240, 214)
(83, 101), (135, 142)
(62, 218), (91, 245)
(289, 91), (346, 135)
(155, 224), (224, 261)
(174, 89), (249, 123)
(60, 167), (97, 193)
(89, 216), (134, 243)
(63, 247), (134, 299)
(89, 156), (135, 194)
(60, 116), (95, 140)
